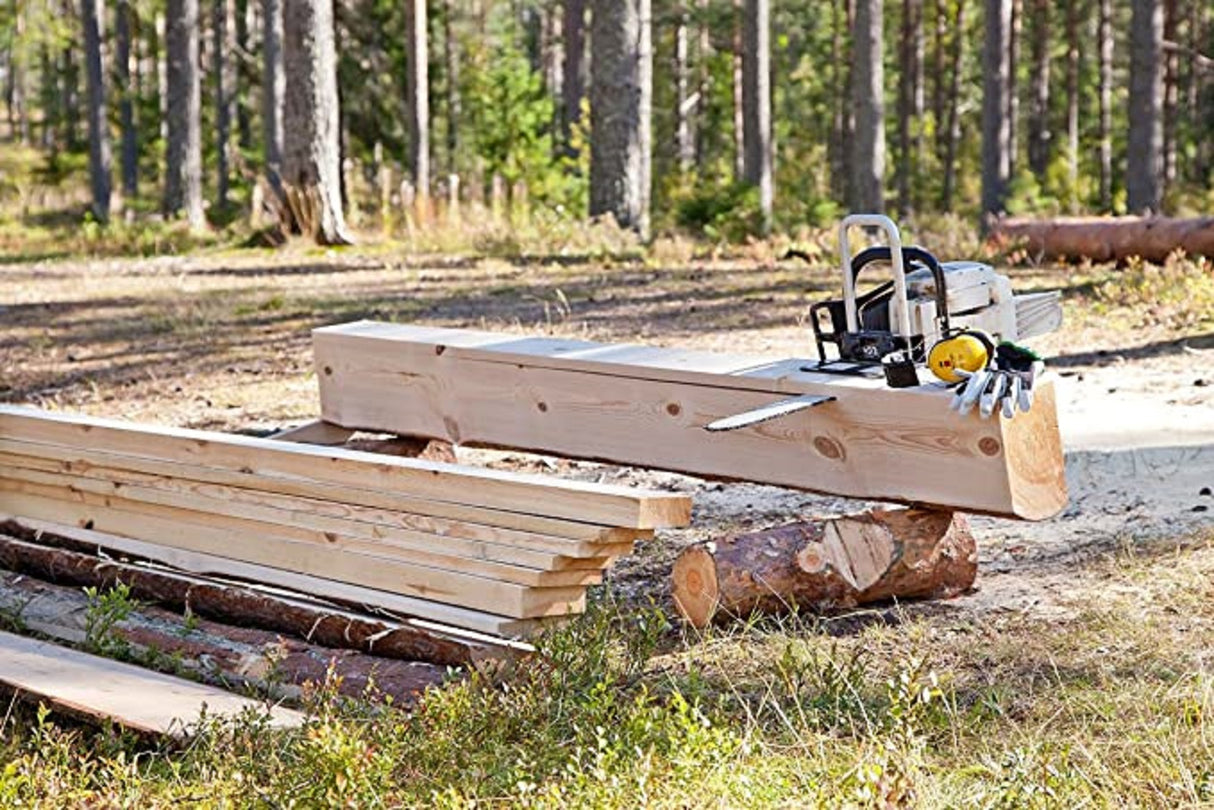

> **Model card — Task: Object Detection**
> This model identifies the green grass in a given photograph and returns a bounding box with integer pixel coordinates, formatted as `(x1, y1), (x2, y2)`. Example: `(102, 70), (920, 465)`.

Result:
(0, 531), (1209, 807)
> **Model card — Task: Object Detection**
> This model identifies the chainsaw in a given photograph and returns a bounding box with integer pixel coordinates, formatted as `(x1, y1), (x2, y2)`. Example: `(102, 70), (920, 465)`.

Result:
(706, 214), (1062, 431)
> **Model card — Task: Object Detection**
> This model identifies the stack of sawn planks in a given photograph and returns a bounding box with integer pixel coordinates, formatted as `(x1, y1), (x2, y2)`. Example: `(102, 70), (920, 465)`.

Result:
(0, 406), (691, 637)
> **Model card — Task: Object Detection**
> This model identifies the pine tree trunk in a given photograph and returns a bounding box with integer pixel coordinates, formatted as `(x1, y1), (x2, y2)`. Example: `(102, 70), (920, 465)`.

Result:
(897, 0), (922, 213)
(1064, 0), (1080, 200)
(82, 0), (112, 223)
(405, 0), (430, 202)
(61, 47), (81, 149)
(589, 0), (652, 237)
(1160, 0), (1178, 192)
(39, 47), (57, 151)
(1096, 0), (1113, 207)
(731, 0), (745, 181)
(940, 0), (966, 210)
(443, 0), (461, 173)
(9, 11), (30, 145)
(156, 13), (168, 144)
(1007, 0), (1020, 175)
(281, 0), (351, 244)
(235, 0), (252, 149)
(981, 0), (1012, 217)
(674, 5), (694, 172)
(830, 0), (849, 200)
(1127, 0), (1163, 213)
(850, 0), (885, 212)
(261, 0), (284, 194)
(562, 0), (586, 155)
(1192, 0), (1210, 184)
(213, 0), (235, 208)
(164, 0), (206, 228)
(1027, 0), (1051, 179)
(741, 0), (772, 231)
(116, 0), (138, 197)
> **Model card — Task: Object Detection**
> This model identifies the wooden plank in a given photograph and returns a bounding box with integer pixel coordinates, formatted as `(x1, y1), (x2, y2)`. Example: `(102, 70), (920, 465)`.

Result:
(0, 406), (691, 529)
(0, 630), (304, 738)
(0, 467), (610, 587)
(0, 482), (589, 618)
(314, 322), (1068, 520)
(0, 458), (627, 572)
(1, 514), (569, 638)
(0, 440), (648, 548)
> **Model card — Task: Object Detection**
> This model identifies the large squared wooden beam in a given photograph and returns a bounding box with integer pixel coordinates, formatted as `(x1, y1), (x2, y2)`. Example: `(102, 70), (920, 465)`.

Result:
(314, 322), (1068, 520)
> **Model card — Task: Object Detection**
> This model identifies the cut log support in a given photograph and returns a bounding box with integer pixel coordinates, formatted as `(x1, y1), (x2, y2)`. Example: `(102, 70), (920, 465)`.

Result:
(671, 508), (977, 627)
(993, 215), (1214, 262)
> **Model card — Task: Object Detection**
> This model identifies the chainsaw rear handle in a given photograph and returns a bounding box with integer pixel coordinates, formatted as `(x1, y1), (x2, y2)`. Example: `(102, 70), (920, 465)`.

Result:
(849, 245), (952, 336)
(839, 214), (912, 339)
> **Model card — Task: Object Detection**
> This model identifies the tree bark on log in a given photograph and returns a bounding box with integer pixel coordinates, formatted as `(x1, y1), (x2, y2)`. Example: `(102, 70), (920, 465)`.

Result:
(671, 508), (977, 627)
(992, 215), (1214, 261)
(0, 570), (450, 705)
(0, 525), (486, 666)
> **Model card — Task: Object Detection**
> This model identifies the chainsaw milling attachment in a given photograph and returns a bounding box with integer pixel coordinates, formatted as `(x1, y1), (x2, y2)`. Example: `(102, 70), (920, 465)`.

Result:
(706, 214), (1062, 431)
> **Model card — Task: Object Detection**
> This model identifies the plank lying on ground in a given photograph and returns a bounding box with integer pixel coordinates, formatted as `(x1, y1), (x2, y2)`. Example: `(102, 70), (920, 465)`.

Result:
(0, 452), (633, 564)
(0, 525), (499, 666)
(0, 406), (691, 529)
(0, 482), (590, 618)
(0, 570), (452, 705)
(314, 322), (1068, 520)
(1, 514), (564, 639)
(0, 629), (304, 738)
(0, 465), (617, 588)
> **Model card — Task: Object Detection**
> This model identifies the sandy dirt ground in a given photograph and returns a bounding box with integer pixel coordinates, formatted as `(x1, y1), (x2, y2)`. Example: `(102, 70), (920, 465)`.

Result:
(2, 248), (1211, 626)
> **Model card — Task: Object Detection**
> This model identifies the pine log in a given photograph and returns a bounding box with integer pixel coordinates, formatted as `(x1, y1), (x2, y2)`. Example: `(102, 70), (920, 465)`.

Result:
(993, 215), (1214, 262)
(0, 570), (450, 705)
(0, 523), (487, 666)
(671, 508), (977, 627)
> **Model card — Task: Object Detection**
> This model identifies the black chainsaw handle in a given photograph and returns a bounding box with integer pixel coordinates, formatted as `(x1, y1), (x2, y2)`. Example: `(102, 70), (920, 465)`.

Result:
(849, 245), (951, 335)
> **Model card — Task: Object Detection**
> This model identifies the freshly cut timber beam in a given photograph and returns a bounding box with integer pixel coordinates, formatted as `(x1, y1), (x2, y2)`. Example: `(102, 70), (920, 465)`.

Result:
(314, 322), (1068, 520)
(0, 481), (590, 618)
(671, 508), (977, 627)
(0, 629), (303, 738)
(992, 215), (1214, 262)
(1, 514), (564, 638)
(0, 406), (691, 530)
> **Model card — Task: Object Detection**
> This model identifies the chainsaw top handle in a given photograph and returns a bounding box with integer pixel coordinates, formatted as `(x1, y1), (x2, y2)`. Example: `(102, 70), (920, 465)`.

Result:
(839, 214), (912, 339)
(849, 245), (952, 336)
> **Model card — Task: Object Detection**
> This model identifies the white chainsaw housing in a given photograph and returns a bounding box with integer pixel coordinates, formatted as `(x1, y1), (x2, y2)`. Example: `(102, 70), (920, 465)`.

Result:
(891, 261), (1062, 349)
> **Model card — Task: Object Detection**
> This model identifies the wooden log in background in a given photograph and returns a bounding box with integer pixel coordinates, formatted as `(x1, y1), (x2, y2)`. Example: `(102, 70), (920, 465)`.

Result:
(993, 216), (1214, 262)
(671, 508), (977, 627)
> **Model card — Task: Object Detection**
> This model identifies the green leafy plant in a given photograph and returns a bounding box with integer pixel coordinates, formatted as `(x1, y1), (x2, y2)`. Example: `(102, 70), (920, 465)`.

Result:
(82, 582), (137, 657)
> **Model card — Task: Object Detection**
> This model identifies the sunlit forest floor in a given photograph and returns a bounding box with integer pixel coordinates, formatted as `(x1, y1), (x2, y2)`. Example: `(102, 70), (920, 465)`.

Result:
(1, 149), (1213, 804)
